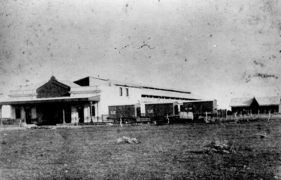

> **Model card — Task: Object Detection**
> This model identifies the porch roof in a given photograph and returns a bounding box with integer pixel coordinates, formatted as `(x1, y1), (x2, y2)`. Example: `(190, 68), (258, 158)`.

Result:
(0, 95), (100, 105)
(229, 97), (254, 107)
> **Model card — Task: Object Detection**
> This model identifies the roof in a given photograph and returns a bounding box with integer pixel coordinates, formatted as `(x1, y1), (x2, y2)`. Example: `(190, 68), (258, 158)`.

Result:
(0, 95), (100, 105)
(255, 96), (281, 106)
(230, 96), (281, 107)
(9, 77), (81, 96)
(75, 76), (109, 82)
(229, 97), (254, 107)
(74, 76), (191, 94)
(60, 80), (80, 88)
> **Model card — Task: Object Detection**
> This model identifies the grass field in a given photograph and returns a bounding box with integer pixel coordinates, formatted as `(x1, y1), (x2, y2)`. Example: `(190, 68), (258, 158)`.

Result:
(0, 119), (281, 180)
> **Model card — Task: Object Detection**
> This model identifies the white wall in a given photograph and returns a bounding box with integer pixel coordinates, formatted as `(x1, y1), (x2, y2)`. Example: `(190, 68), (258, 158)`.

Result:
(84, 105), (91, 123)
(96, 86), (194, 117)
(71, 106), (78, 123)
(20, 107), (25, 119)
(31, 107), (37, 119)
(141, 97), (187, 104)
(2, 105), (12, 118)
(141, 88), (196, 99)
(98, 86), (142, 117)
(89, 77), (110, 86)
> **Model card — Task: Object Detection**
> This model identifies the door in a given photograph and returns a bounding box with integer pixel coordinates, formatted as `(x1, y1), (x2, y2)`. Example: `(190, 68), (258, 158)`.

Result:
(64, 106), (72, 123)
(136, 107), (141, 117)
(78, 106), (84, 123)
(174, 105), (179, 115)
(25, 108), (32, 124)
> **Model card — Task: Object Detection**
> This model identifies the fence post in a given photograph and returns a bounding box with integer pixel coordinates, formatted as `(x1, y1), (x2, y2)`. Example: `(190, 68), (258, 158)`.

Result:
(234, 112), (238, 123)
(19, 119), (22, 127)
(205, 112), (209, 123)
(268, 111), (271, 121)
(120, 116), (123, 127)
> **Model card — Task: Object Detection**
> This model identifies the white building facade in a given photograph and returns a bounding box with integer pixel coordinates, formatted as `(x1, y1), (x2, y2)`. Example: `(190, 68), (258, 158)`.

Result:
(0, 76), (199, 124)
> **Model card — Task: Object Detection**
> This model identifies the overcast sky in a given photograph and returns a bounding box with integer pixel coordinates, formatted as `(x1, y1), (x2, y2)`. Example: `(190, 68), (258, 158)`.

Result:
(1, 0), (281, 109)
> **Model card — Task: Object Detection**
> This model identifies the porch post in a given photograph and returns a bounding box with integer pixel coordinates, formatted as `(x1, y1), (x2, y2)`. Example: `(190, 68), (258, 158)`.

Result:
(62, 108), (65, 124)
(0, 105), (2, 126)
(22, 107), (26, 124)
(90, 101), (93, 123)
(97, 102), (99, 122)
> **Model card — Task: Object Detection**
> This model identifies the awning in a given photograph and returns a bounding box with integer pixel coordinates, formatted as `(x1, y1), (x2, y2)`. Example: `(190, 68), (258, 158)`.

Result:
(0, 95), (100, 105)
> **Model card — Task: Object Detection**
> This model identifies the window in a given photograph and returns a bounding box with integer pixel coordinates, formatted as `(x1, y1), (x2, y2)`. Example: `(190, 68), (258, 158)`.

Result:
(15, 108), (21, 119)
(120, 87), (123, 96)
(126, 88), (129, 96)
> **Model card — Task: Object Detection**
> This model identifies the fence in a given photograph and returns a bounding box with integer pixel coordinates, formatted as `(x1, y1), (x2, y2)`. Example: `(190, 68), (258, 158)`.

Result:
(0, 118), (22, 127)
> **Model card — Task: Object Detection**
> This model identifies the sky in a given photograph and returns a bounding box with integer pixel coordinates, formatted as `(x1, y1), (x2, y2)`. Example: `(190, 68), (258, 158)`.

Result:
(0, 0), (281, 109)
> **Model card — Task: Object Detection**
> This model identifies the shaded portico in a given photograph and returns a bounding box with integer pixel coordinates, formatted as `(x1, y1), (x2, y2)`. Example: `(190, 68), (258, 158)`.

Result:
(0, 96), (100, 125)
(0, 76), (101, 125)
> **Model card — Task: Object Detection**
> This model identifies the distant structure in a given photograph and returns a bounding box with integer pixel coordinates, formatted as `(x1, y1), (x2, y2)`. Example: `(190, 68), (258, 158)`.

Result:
(0, 76), (200, 124)
(230, 96), (281, 114)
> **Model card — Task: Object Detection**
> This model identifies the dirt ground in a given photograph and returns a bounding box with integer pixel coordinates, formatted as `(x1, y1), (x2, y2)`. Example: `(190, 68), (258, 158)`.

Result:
(0, 119), (281, 180)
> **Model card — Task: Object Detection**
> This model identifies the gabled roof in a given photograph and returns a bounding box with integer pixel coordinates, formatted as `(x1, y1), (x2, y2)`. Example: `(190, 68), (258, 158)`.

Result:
(230, 96), (281, 107)
(255, 96), (281, 106)
(11, 77), (80, 93)
(229, 97), (254, 107)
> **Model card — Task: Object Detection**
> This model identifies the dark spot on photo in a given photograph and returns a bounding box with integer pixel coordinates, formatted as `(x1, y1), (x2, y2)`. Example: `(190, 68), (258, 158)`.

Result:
(253, 60), (264, 67)
(254, 73), (278, 79)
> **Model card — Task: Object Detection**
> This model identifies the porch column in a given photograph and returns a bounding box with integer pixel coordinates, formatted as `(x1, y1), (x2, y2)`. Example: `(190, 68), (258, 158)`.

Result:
(62, 108), (65, 124)
(90, 102), (93, 122)
(0, 105), (2, 119)
(96, 102), (99, 122)
(0, 105), (2, 126)
(21, 107), (26, 123)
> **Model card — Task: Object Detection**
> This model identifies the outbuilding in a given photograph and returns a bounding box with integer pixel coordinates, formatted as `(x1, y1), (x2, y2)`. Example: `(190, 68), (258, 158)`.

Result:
(230, 96), (281, 114)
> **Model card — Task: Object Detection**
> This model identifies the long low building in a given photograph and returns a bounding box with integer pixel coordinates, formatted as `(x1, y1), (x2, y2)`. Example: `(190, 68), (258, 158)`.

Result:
(0, 76), (200, 124)
(230, 96), (281, 114)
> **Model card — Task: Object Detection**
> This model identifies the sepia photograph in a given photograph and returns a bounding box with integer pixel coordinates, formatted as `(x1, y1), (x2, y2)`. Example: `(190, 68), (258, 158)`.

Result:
(0, 0), (281, 179)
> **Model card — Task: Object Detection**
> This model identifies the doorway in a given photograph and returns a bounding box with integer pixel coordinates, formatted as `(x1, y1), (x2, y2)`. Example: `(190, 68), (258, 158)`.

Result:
(64, 106), (71, 123)
(78, 106), (84, 123)
(174, 105), (179, 115)
(25, 108), (32, 124)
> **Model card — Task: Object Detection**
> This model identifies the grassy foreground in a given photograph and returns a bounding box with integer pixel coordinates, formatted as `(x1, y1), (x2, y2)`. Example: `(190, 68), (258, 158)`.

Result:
(0, 120), (281, 180)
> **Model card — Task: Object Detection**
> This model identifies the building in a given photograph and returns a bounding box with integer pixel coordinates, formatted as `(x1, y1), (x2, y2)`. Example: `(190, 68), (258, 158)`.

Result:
(0, 76), (200, 125)
(230, 96), (281, 114)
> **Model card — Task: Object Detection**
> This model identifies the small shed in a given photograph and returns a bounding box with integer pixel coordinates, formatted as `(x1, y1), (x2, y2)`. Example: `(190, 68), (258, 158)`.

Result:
(230, 96), (281, 114)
